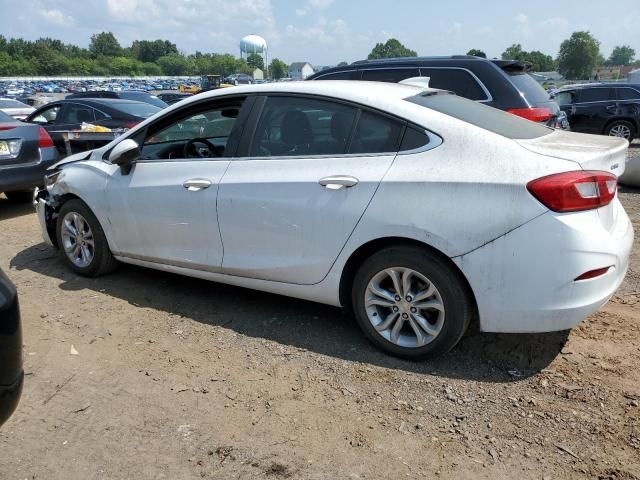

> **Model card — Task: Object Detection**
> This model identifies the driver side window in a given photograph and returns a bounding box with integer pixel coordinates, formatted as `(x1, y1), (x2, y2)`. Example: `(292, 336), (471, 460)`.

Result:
(140, 99), (244, 161)
(32, 105), (62, 124)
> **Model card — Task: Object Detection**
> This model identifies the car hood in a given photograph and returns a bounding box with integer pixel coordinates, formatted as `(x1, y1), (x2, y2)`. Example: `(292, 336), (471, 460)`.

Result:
(48, 149), (94, 170)
(516, 130), (629, 177)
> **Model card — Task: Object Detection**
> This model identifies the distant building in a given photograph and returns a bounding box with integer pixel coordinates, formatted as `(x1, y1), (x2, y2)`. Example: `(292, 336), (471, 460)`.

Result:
(288, 62), (314, 80)
(252, 68), (264, 81)
(593, 65), (635, 81)
(629, 69), (640, 83)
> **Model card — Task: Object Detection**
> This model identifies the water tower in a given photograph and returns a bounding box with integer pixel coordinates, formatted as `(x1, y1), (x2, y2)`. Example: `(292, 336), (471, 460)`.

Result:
(240, 34), (268, 77)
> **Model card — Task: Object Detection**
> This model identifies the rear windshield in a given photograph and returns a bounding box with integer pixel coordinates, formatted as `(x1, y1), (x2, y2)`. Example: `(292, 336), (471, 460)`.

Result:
(507, 73), (551, 104)
(0, 110), (14, 122)
(121, 92), (168, 108)
(111, 102), (161, 118)
(0, 98), (28, 108)
(407, 93), (552, 139)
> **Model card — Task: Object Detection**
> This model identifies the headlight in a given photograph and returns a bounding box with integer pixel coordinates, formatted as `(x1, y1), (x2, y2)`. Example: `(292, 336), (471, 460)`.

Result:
(45, 171), (61, 187)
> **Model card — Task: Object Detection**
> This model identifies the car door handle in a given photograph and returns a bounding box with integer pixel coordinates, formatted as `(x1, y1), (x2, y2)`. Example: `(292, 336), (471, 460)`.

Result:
(318, 175), (359, 190)
(183, 179), (212, 192)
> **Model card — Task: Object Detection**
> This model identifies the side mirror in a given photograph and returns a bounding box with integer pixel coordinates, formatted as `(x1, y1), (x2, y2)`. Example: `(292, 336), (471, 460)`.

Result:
(109, 138), (140, 166)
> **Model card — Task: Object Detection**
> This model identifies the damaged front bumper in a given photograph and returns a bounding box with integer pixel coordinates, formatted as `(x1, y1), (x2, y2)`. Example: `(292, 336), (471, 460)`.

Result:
(34, 188), (56, 248)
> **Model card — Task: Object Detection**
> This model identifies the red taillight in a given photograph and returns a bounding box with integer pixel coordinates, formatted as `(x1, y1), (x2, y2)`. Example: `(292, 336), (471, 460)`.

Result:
(527, 171), (617, 213)
(575, 267), (611, 281)
(38, 127), (54, 148)
(507, 107), (552, 123)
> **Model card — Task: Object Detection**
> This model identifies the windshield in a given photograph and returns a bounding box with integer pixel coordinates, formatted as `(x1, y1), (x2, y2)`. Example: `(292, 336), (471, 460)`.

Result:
(507, 73), (552, 105)
(112, 102), (161, 118)
(407, 92), (553, 139)
(0, 98), (28, 108)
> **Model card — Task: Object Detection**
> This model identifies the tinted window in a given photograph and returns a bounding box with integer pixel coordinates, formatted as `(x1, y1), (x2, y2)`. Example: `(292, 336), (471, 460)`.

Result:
(555, 91), (575, 106)
(111, 102), (161, 118)
(250, 96), (357, 157)
(506, 73), (550, 104)
(350, 111), (403, 154)
(141, 100), (244, 160)
(578, 88), (613, 103)
(420, 68), (488, 101)
(617, 88), (640, 100)
(361, 68), (420, 83)
(407, 93), (552, 139)
(120, 92), (168, 108)
(59, 104), (95, 123)
(316, 71), (356, 80)
(400, 127), (430, 151)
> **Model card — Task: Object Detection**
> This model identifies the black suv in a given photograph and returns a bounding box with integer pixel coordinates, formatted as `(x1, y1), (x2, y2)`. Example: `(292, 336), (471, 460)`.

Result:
(0, 268), (23, 427)
(308, 56), (567, 129)
(555, 83), (640, 140)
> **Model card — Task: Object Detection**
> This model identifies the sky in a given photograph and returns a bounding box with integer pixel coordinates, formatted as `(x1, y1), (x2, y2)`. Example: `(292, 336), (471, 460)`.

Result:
(0, 0), (639, 66)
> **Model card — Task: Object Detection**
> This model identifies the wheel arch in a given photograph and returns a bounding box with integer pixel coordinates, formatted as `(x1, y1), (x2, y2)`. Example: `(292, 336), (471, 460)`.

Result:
(602, 117), (638, 137)
(338, 237), (479, 322)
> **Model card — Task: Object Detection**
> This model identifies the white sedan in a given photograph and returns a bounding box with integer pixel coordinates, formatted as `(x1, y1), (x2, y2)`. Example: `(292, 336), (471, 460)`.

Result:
(35, 81), (634, 359)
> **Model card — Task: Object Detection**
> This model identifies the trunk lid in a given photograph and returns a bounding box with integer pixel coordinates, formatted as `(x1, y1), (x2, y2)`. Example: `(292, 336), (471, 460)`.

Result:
(516, 129), (628, 176)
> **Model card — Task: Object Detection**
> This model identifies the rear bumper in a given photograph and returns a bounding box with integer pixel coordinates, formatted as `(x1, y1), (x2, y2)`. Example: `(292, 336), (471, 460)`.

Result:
(0, 372), (24, 427)
(455, 199), (634, 333)
(0, 147), (58, 192)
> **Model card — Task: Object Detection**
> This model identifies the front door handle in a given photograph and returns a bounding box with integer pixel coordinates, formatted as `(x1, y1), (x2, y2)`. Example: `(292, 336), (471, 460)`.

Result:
(318, 175), (359, 190)
(183, 179), (212, 192)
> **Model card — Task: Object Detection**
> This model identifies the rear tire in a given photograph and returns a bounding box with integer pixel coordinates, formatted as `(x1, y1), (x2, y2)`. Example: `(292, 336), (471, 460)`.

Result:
(4, 190), (34, 203)
(56, 199), (118, 277)
(352, 246), (473, 360)
(605, 120), (636, 140)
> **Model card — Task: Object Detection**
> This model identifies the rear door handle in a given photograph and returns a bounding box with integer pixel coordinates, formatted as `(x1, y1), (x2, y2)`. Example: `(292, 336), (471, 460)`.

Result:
(318, 175), (359, 190)
(183, 179), (212, 192)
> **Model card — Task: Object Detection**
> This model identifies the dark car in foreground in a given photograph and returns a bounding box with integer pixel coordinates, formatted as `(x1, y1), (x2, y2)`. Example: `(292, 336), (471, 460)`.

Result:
(555, 83), (640, 140)
(66, 90), (168, 109)
(25, 98), (161, 156)
(0, 268), (23, 427)
(308, 55), (568, 129)
(0, 110), (59, 202)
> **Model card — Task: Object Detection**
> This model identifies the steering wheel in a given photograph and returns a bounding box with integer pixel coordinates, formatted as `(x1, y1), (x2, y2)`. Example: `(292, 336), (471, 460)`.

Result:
(183, 138), (216, 159)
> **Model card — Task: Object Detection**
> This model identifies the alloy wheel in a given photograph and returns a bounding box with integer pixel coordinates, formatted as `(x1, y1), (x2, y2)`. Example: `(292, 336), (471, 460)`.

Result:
(61, 212), (95, 268)
(364, 267), (445, 348)
(609, 124), (632, 139)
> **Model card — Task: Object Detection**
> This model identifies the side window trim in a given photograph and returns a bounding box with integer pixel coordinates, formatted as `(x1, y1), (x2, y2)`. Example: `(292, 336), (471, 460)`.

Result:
(418, 67), (492, 103)
(397, 127), (443, 155)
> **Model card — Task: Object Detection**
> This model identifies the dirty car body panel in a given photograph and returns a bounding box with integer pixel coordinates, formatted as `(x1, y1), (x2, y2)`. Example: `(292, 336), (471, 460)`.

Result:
(36, 81), (633, 336)
(0, 268), (23, 427)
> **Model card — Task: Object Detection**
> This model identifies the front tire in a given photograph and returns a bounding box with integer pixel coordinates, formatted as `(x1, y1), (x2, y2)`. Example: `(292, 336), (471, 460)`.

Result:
(56, 199), (118, 277)
(605, 120), (636, 140)
(352, 246), (473, 360)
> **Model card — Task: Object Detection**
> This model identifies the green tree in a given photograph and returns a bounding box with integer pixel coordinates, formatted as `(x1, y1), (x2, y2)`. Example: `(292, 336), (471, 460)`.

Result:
(525, 51), (555, 71)
(607, 45), (636, 66)
(502, 44), (525, 61)
(269, 58), (288, 79)
(557, 31), (601, 80)
(337, 61), (349, 67)
(246, 53), (264, 71)
(368, 39), (417, 60)
(157, 54), (189, 75)
(131, 39), (178, 63)
(466, 49), (486, 58)
(89, 32), (122, 58)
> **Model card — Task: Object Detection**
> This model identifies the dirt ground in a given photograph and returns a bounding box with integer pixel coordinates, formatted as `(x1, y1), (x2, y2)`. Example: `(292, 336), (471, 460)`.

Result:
(0, 146), (639, 480)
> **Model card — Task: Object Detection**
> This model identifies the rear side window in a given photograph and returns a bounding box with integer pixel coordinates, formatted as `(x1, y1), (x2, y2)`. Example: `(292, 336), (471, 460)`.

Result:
(577, 88), (613, 103)
(111, 102), (161, 118)
(420, 68), (488, 101)
(555, 91), (575, 106)
(506, 73), (550, 104)
(361, 68), (420, 83)
(400, 127), (430, 151)
(617, 88), (640, 100)
(59, 104), (96, 123)
(250, 96), (358, 157)
(407, 93), (552, 140)
(350, 110), (403, 154)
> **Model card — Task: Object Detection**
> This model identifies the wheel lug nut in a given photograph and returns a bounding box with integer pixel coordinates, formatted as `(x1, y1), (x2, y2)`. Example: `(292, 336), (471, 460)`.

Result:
(410, 307), (417, 313)
(402, 313), (409, 319)
(395, 295), (401, 302)
(406, 296), (413, 302)
(393, 306), (399, 312)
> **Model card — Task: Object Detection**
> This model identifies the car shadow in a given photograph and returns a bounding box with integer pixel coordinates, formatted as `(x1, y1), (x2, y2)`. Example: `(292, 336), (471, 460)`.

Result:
(0, 197), (35, 221)
(11, 243), (569, 383)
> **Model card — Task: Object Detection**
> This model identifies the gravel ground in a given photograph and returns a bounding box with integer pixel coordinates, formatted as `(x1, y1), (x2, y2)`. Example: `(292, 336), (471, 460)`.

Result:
(0, 145), (638, 480)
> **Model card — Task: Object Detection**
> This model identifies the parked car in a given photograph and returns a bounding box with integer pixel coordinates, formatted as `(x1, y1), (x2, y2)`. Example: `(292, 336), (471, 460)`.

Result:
(35, 81), (632, 359)
(555, 83), (640, 140)
(1, 109), (59, 202)
(0, 98), (36, 120)
(25, 99), (162, 156)
(66, 91), (168, 109)
(0, 268), (23, 427)
(308, 55), (569, 129)
(224, 73), (253, 85)
(156, 92), (193, 105)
